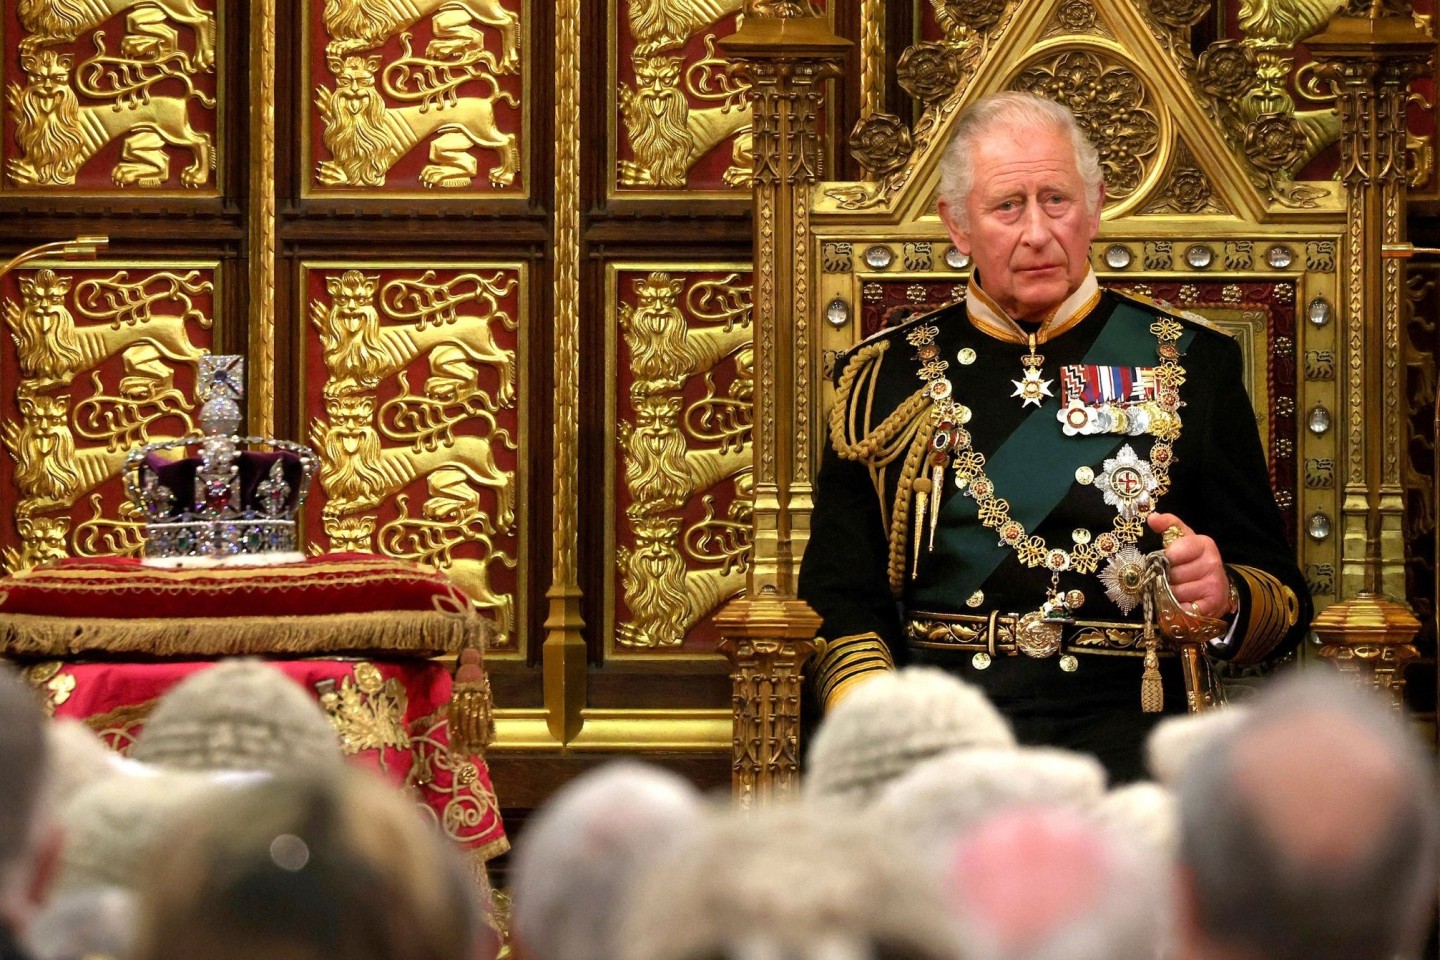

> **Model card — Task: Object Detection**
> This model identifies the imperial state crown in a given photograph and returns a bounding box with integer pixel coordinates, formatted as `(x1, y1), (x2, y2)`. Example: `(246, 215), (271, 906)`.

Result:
(125, 355), (317, 567)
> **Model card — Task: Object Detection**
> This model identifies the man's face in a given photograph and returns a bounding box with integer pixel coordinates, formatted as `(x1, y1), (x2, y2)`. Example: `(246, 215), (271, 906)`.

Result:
(939, 124), (1103, 322)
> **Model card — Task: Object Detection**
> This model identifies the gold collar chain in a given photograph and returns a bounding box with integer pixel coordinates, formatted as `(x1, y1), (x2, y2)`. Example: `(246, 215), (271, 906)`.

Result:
(907, 314), (1187, 582)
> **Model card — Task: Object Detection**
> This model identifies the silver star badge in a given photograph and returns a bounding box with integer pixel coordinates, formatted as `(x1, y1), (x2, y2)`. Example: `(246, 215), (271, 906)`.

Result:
(1099, 545), (1147, 615)
(1092, 444), (1159, 519)
(1011, 367), (1054, 408)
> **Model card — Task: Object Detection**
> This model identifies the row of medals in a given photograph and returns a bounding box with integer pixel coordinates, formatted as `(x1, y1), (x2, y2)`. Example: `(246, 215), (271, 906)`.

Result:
(905, 318), (1187, 672)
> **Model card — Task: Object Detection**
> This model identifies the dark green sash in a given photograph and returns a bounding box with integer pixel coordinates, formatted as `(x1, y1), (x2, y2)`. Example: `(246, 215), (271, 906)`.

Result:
(924, 304), (1196, 604)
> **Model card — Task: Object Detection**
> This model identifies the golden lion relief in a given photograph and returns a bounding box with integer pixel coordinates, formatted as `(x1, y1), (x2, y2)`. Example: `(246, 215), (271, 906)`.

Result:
(622, 394), (691, 512)
(618, 55), (752, 190)
(629, 0), (744, 56)
(315, 54), (519, 189)
(313, 393), (515, 530)
(5, 269), (207, 392)
(18, 0), (217, 71)
(616, 512), (746, 647)
(2, 395), (135, 516)
(323, 0), (519, 71)
(621, 271), (754, 385)
(6, 51), (214, 188)
(2, 516), (70, 573)
(312, 270), (516, 403)
(617, 515), (690, 647)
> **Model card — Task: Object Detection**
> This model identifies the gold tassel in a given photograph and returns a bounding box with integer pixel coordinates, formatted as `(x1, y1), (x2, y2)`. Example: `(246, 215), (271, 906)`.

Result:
(449, 627), (497, 757)
(1141, 634), (1163, 713)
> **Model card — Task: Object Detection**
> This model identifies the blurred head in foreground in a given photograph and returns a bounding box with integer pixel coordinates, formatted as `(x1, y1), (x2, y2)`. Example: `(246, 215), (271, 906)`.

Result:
(619, 804), (965, 960)
(947, 805), (1171, 960)
(131, 660), (343, 775)
(0, 667), (59, 938)
(131, 768), (488, 960)
(805, 667), (1015, 807)
(1175, 674), (1438, 960)
(509, 762), (705, 960)
(876, 745), (1106, 867)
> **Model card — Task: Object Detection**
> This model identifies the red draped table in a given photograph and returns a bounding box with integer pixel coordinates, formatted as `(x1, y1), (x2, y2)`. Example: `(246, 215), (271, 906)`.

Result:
(0, 554), (508, 864)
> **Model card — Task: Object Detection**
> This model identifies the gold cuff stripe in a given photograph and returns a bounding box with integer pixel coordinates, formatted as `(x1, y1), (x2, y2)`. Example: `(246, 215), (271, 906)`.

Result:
(814, 633), (894, 702)
(824, 669), (890, 710)
(1229, 565), (1301, 665)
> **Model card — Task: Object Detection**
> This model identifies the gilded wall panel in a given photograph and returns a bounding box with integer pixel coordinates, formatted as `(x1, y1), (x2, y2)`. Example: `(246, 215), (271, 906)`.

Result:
(2, 0), (222, 193)
(301, 263), (526, 653)
(610, 1), (830, 196)
(303, 0), (527, 196)
(0, 263), (216, 570)
(606, 265), (753, 654)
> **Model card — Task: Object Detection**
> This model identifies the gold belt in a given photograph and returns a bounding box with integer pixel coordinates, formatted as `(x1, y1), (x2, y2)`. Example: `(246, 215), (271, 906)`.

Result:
(906, 610), (1173, 672)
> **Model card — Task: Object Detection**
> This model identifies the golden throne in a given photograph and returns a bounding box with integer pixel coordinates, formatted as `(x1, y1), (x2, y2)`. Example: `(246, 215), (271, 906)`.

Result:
(716, 0), (1434, 803)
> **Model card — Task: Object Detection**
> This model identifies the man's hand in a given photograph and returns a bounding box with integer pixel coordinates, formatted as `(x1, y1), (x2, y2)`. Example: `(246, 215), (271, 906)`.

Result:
(1146, 513), (1231, 618)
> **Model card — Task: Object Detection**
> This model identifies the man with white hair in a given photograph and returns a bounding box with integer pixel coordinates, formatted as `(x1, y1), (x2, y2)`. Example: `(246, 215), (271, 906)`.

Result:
(619, 804), (965, 960)
(0, 668), (60, 960)
(800, 90), (1310, 780)
(1174, 675), (1438, 960)
(508, 762), (705, 960)
(874, 745), (1106, 861)
(803, 667), (1015, 807)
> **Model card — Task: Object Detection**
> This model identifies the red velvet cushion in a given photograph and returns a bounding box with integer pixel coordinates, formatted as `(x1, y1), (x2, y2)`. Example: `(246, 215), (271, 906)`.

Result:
(0, 554), (481, 658)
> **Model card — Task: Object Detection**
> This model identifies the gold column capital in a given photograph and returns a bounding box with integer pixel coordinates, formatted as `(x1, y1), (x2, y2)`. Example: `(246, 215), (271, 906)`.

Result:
(715, 595), (821, 806)
(1311, 593), (1421, 707)
(1307, 7), (1434, 58)
(718, 12), (852, 61)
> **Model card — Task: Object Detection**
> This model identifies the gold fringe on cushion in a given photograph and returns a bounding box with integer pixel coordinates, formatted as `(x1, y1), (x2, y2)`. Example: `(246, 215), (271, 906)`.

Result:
(0, 610), (483, 659)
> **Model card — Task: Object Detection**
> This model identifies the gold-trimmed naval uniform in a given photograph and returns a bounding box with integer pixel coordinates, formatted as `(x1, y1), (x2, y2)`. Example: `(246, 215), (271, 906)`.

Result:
(799, 273), (1311, 781)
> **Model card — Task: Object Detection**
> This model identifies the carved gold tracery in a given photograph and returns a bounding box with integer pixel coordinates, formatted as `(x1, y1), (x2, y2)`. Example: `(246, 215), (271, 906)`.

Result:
(0, 266), (214, 572)
(610, 268), (755, 651)
(305, 264), (524, 650)
(306, 0), (526, 193)
(5, 0), (221, 191)
(1010, 47), (1164, 204)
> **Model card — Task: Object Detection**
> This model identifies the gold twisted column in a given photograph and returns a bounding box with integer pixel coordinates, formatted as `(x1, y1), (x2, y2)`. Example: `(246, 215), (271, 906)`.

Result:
(248, 0), (276, 436)
(543, 0), (586, 742)
(715, 7), (846, 805)
(1307, 8), (1430, 702)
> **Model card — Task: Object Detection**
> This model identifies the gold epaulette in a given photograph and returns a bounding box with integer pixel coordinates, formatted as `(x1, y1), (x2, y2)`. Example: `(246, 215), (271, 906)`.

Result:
(1111, 287), (1231, 337)
(834, 298), (962, 368)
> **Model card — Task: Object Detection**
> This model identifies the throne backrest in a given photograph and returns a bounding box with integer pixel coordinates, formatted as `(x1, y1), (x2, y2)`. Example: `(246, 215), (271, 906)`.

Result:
(807, 0), (1350, 583)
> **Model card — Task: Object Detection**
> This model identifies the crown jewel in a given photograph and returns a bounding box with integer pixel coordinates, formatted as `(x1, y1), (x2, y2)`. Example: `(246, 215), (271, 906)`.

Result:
(125, 356), (317, 567)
